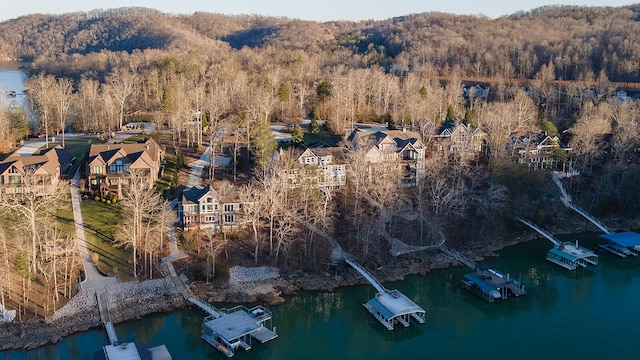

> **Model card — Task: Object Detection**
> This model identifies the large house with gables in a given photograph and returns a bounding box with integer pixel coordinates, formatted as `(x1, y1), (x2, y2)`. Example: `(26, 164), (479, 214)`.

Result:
(347, 127), (426, 186)
(291, 147), (346, 187)
(86, 138), (163, 196)
(430, 121), (486, 156)
(0, 145), (73, 195)
(177, 185), (245, 231)
(512, 133), (570, 169)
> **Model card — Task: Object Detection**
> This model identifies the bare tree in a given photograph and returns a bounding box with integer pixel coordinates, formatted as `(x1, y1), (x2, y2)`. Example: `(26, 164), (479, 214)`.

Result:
(0, 170), (68, 275)
(115, 171), (162, 278)
(52, 77), (73, 147)
(105, 67), (137, 130)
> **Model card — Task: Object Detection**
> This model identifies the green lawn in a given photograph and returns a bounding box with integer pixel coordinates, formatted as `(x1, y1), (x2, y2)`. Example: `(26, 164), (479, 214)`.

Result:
(80, 198), (134, 281)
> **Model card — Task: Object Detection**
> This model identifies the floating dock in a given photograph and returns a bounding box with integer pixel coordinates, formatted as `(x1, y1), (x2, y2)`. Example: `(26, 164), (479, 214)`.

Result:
(517, 217), (598, 270)
(345, 255), (425, 330)
(190, 298), (277, 357)
(461, 264), (526, 302)
(437, 244), (527, 302)
(546, 242), (599, 270)
(599, 232), (640, 258)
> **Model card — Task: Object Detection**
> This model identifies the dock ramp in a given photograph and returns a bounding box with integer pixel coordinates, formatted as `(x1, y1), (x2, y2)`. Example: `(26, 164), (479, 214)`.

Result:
(344, 254), (387, 294)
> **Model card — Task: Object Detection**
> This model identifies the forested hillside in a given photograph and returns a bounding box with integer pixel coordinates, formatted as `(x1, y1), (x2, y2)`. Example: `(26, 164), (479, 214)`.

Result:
(2, 5), (640, 82)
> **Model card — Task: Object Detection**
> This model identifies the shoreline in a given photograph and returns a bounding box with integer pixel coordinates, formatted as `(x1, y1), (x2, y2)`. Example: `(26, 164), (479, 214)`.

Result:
(1, 219), (635, 352)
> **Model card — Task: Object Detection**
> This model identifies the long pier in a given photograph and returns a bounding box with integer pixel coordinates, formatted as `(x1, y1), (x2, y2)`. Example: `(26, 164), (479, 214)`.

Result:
(344, 255), (387, 294)
(552, 171), (611, 234)
(517, 218), (560, 246)
(96, 290), (119, 346)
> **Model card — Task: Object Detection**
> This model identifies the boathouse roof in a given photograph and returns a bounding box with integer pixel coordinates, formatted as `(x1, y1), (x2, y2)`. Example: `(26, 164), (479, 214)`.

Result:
(548, 247), (578, 262)
(204, 310), (262, 341)
(599, 232), (640, 248)
(463, 273), (499, 294)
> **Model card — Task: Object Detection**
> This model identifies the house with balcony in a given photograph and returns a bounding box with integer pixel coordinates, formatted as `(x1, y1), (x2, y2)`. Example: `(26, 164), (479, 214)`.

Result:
(178, 185), (245, 231)
(86, 138), (163, 197)
(0, 145), (73, 195)
(512, 133), (570, 169)
(347, 127), (426, 186)
(430, 121), (486, 156)
(290, 147), (347, 187)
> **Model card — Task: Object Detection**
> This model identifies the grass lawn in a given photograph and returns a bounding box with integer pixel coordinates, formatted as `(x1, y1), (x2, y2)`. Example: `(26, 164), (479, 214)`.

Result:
(81, 198), (134, 281)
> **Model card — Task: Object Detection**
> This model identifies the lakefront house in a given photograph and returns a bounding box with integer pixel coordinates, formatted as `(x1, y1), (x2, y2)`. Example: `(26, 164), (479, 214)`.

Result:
(86, 138), (163, 197)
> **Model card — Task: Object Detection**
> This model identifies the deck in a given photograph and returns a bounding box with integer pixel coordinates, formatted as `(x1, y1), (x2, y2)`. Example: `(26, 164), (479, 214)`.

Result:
(599, 232), (640, 258)
(461, 264), (526, 302)
(200, 304), (277, 357)
(364, 290), (426, 330)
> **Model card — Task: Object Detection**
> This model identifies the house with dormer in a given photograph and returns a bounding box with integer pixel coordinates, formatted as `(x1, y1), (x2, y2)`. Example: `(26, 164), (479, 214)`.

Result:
(86, 138), (163, 196)
(347, 127), (426, 186)
(431, 121), (486, 156)
(513, 133), (570, 169)
(0, 145), (73, 195)
(294, 147), (346, 187)
(178, 185), (245, 231)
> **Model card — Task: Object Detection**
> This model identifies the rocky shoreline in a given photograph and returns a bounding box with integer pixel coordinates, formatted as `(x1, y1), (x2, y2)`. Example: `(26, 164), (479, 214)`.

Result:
(1, 216), (637, 352)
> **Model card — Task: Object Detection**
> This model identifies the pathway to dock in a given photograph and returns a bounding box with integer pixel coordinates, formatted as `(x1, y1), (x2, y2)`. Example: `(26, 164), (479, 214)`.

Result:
(71, 169), (118, 290)
(344, 254), (387, 294)
(516, 217), (560, 246)
(437, 243), (477, 270)
(552, 171), (612, 234)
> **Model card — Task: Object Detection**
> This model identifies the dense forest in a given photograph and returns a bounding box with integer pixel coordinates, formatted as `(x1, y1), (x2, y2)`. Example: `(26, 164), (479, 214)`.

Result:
(1, 5), (640, 318)
(2, 5), (640, 82)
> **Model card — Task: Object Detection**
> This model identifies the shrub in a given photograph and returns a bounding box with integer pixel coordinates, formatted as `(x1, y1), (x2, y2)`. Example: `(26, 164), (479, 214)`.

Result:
(106, 200), (111, 205)
(95, 196), (100, 201)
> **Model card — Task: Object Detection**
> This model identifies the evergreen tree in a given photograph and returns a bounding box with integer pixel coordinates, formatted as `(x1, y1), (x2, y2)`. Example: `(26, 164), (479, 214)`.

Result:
(251, 121), (278, 173)
(446, 104), (456, 121)
(309, 117), (320, 134)
(291, 124), (304, 144)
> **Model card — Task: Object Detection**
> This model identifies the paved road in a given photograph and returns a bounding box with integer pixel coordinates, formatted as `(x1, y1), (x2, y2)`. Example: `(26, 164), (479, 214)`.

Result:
(70, 170), (118, 289)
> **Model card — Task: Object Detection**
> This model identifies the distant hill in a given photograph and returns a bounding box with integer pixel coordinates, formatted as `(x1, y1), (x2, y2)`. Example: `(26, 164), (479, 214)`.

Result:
(2, 5), (640, 82)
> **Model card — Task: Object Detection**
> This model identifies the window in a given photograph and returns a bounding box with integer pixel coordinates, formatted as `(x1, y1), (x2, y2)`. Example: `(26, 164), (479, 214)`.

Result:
(92, 166), (103, 175)
(224, 214), (236, 223)
(8, 175), (21, 184)
(224, 204), (234, 212)
(108, 160), (129, 174)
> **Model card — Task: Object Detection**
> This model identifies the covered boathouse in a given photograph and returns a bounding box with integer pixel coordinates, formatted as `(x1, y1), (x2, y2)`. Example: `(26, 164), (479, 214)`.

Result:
(364, 289), (426, 330)
(461, 264), (526, 302)
(599, 232), (640, 257)
(546, 242), (599, 270)
(201, 305), (278, 357)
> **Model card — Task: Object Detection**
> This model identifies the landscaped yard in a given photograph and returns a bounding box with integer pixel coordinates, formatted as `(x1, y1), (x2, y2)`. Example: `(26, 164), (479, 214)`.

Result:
(80, 198), (134, 281)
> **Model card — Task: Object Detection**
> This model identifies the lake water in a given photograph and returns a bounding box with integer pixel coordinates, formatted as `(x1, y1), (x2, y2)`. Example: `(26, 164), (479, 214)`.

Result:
(0, 62), (27, 109)
(3, 232), (640, 359)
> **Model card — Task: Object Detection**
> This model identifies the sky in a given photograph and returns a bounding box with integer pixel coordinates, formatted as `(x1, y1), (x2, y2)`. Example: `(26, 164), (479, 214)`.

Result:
(0, 0), (637, 22)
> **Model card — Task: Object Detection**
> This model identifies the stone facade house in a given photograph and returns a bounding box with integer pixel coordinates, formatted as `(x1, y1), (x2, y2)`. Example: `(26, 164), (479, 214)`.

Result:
(178, 185), (245, 231)
(86, 138), (163, 196)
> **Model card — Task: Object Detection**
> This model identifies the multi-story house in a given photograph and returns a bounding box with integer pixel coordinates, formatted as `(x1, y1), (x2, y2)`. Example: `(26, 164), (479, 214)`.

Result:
(0, 145), (73, 195)
(513, 133), (570, 170)
(178, 185), (245, 231)
(86, 138), (163, 197)
(431, 121), (486, 155)
(347, 127), (426, 186)
(291, 147), (346, 187)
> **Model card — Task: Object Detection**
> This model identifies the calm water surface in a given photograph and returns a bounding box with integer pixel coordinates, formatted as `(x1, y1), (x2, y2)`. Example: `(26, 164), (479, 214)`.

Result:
(3, 232), (640, 359)
(0, 62), (27, 109)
